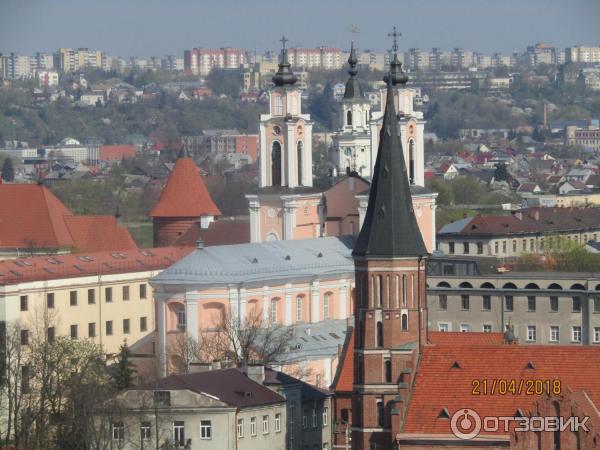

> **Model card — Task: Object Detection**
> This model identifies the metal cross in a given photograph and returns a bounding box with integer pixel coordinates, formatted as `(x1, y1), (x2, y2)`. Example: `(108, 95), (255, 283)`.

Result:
(388, 26), (401, 53)
(279, 35), (288, 51)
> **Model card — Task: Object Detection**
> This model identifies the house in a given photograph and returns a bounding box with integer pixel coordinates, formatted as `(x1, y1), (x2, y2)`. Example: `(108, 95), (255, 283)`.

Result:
(99, 144), (137, 163)
(559, 180), (588, 195)
(565, 167), (594, 183)
(516, 182), (542, 194)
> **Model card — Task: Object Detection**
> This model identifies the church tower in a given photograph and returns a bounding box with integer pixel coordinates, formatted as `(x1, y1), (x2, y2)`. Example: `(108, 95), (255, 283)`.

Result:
(331, 42), (373, 177)
(351, 63), (429, 450)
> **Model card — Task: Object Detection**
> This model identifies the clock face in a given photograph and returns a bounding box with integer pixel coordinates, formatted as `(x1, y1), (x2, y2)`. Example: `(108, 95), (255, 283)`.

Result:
(273, 126), (281, 136)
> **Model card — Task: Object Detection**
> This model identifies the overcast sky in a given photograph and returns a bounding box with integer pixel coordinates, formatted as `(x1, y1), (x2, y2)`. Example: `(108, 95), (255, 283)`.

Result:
(1, 0), (599, 57)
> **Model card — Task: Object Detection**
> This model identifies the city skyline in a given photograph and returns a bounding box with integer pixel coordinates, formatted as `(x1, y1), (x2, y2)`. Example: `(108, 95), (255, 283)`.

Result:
(1, 0), (599, 57)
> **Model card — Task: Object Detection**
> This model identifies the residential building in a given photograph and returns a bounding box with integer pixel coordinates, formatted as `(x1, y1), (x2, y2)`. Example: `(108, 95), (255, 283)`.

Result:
(566, 124), (600, 150)
(38, 70), (59, 87)
(33, 52), (54, 71)
(450, 47), (475, 69)
(580, 67), (600, 90)
(524, 43), (560, 66)
(162, 55), (184, 71)
(3, 53), (32, 79)
(54, 48), (103, 72)
(184, 47), (247, 76)
(99, 144), (137, 162)
(404, 48), (429, 71)
(287, 47), (343, 70)
(566, 45), (600, 64)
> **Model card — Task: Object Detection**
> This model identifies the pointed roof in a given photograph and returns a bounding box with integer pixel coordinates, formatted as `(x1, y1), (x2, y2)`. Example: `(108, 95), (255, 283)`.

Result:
(272, 35), (297, 87)
(352, 77), (427, 258)
(150, 157), (221, 218)
(343, 42), (364, 100)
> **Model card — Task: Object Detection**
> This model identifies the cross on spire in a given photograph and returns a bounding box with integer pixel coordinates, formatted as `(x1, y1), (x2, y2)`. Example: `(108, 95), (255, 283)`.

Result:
(279, 35), (288, 51)
(388, 26), (401, 53)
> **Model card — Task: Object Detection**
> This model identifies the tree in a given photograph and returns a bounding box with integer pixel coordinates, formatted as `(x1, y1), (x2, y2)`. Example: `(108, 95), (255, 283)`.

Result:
(1, 157), (14, 182)
(112, 342), (136, 390)
(493, 162), (509, 182)
(205, 69), (242, 98)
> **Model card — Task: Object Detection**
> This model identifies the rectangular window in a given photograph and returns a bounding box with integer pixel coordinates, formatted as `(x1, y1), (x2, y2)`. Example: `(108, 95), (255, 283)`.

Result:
(139, 283), (147, 299)
(200, 420), (212, 439)
(112, 422), (124, 441)
(238, 418), (244, 438)
(250, 417), (257, 436)
(88, 289), (95, 304)
(312, 408), (317, 428)
(140, 316), (147, 332)
(594, 327), (600, 343)
(572, 326), (582, 343)
(477, 242), (483, 254)
(140, 422), (151, 440)
(296, 297), (303, 322)
(460, 324), (470, 333)
(105, 287), (112, 303)
(502, 241), (507, 254)
(527, 325), (536, 342)
(177, 310), (186, 331)
(594, 297), (600, 313)
(550, 296), (559, 312)
(20, 295), (28, 311)
(463, 242), (469, 254)
(438, 323), (449, 332)
(47, 293), (54, 309)
(275, 413), (281, 432)
(482, 295), (491, 311)
(70, 324), (78, 339)
(47, 327), (55, 342)
(173, 421), (185, 446)
(449, 242), (455, 254)
(88, 322), (96, 338)
(512, 240), (517, 253)
(122, 286), (130, 301)
(483, 324), (492, 333)
(323, 407), (328, 426)
(461, 295), (469, 310)
(573, 296), (582, 313)
(302, 415), (307, 429)
(530, 239), (534, 251)
(505, 296), (513, 311)
(262, 415), (269, 434)
(323, 293), (330, 320)
(522, 239), (527, 251)
(438, 294), (447, 310)
(123, 319), (130, 334)
(20, 329), (28, 346)
(70, 291), (77, 306)
(106, 320), (113, 336)
(527, 296), (536, 312)
(550, 326), (559, 343)
(495, 241), (499, 254)
(154, 391), (171, 407)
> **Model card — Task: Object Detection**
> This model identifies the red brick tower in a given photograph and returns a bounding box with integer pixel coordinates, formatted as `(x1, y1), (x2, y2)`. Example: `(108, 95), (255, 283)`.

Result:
(350, 48), (428, 450)
(150, 154), (221, 247)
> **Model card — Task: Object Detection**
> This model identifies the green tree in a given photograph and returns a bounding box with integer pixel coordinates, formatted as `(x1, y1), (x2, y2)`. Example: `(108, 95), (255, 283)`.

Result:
(493, 162), (509, 182)
(112, 342), (136, 390)
(1, 157), (14, 182)
(205, 69), (242, 98)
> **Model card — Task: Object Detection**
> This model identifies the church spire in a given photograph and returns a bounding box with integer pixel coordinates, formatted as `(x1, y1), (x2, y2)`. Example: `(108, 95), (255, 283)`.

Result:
(352, 76), (426, 257)
(384, 26), (408, 86)
(343, 41), (364, 99)
(272, 35), (297, 87)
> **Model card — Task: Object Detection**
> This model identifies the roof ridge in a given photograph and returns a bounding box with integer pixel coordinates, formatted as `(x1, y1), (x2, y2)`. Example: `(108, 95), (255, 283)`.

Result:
(40, 185), (74, 248)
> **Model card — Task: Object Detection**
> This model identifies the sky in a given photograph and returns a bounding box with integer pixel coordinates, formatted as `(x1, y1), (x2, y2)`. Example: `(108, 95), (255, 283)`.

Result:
(1, 0), (600, 57)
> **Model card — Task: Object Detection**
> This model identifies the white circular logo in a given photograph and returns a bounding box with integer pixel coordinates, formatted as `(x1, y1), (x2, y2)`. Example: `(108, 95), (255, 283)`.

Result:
(451, 409), (481, 440)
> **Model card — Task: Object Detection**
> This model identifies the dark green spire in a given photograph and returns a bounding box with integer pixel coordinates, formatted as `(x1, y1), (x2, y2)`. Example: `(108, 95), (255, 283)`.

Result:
(272, 35), (297, 87)
(343, 41), (364, 99)
(352, 77), (427, 258)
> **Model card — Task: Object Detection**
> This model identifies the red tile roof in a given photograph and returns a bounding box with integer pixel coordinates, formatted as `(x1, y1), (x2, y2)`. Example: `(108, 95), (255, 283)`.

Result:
(150, 157), (221, 218)
(404, 345), (600, 435)
(331, 327), (354, 392)
(174, 219), (250, 247)
(99, 144), (136, 161)
(428, 331), (505, 346)
(63, 216), (137, 253)
(0, 246), (192, 285)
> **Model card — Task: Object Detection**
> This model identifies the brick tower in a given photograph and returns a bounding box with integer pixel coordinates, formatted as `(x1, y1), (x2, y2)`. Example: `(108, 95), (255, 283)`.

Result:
(351, 52), (429, 450)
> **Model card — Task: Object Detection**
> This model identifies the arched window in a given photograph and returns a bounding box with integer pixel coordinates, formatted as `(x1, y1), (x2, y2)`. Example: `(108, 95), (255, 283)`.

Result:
(376, 321), (383, 348)
(401, 314), (408, 331)
(297, 141), (303, 185)
(271, 141), (282, 186)
(377, 275), (383, 307)
(384, 359), (392, 383)
(347, 110), (352, 126)
(270, 298), (278, 323)
(409, 139), (415, 184)
(376, 400), (384, 427)
(295, 296), (303, 322)
(323, 293), (331, 320)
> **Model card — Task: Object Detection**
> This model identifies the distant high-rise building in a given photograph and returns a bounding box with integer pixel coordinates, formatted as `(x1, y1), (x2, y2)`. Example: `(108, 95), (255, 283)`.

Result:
(286, 46), (343, 70)
(451, 47), (475, 70)
(54, 48), (103, 72)
(404, 48), (429, 71)
(524, 43), (560, 66)
(4, 53), (32, 79)
(566, 46), (600, 64)
(162, 55), (184, 71)
(184, 47), (247, 75)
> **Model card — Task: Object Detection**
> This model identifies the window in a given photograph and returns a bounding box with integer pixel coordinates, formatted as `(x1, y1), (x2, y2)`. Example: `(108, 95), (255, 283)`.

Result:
(438, 323), (449, 332)
(140, 316), (147, 332)
(70, 325), (78, 339)
(154, 391), (171, 407)
(384, 359), (392, 382)
(47, 293), (54, 309)
(550, 296), (559, 312)
(572, 326), (582, 343)
(302, 414), (307, 429)
(262, 415), (269, 434)
(140, 284), (147, 299)
(296, 296), (303, 322)
(594, 327), (600, 343)
(177, 309), (186, 331)
(106, 320), (113, 336)
(88, 322), (96, 338)
(527, 296), (536, 312)
(47, 327), (55, 342)
(463, 242), (469, 254)
(483, 324), (492, 333)
(238, 418), (244, 437)
(200, 420), (212, 439)
(495, 242), (499, 254)
(402, 274), (407, 306)
(550, 326), (560, 343)
(112, 422), (124, 441)
(530, 239), (534, 251)
(21, 365), (30, 392)
(527, 325), (537, 342)
(376, 321), (383, 347)
(88, 289), (95, 304)
(505, 296), (513, 311)
(20, 295), (28, 311)
(573, 296), (582, 313)
(512, 240), (517, 253)
(123, 319), (130, 334)
(273, 95), (283, 115)
(312, 409), (317, 428)
(323, 293), (330, 320)
(270, 299), (278, 323)
(460, 324), (470, 333)
(477, 242), (483, 254)
(482, 295), (491, 311)
(70, 291), (77, 306)
(502, 241), (507, 254)
(20, 329), (28, 346)
(449, 242), (455, 254)
(122, 286), (130, 301)
(173, 421), (185, 447)
(438, 294), (447, 310)
(250, 417), (257, 436)
(140, 422), (151, 440)
(105, 287), (113, 303)
(323, 407), (328, 426)
(275, 413), (281, 432)
(594, 297), (600, 313)
(522, 239), (527, 251)
(461, 295), (470, 310)
(376, 400), (384, 427)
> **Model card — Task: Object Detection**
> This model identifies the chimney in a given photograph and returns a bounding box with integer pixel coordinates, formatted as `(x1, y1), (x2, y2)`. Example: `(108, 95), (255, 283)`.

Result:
(211, 360), (221, 370)
(246, 364), (265, 385)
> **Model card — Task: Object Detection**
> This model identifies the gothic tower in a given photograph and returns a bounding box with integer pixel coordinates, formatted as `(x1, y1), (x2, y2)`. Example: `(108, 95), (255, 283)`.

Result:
(331, 42), (373, 177)
(351, 62), (429, 450)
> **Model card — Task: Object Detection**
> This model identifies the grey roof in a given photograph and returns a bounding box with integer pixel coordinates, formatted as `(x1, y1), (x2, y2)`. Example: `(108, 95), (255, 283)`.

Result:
(353, 77), (427, 258)
(438, 217), (473, 234)
(152, 236), (356, 287)
(343, 42), (364, 100)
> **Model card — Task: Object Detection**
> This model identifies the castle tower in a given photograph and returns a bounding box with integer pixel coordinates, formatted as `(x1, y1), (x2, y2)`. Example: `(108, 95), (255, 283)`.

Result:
(150, 153), (221, 247)
(351, 69), (429, 450)
(331, 42), (373, 177)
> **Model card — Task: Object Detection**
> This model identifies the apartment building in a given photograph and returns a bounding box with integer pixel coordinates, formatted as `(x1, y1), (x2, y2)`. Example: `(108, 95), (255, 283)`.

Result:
(566, 124), (600, 150)
(184, 47), (247, 75)
(566, 45), (600, 64)
(53, 47), (103, 72)
(287, 47), (343, 71)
